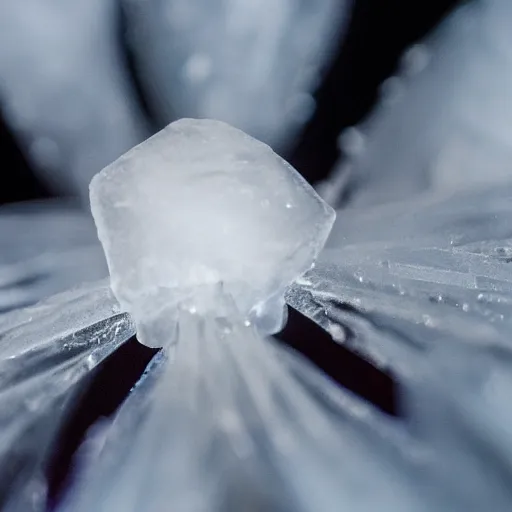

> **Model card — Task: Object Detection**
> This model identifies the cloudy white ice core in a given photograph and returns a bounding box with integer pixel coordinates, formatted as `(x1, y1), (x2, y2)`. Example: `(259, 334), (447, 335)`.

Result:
(90, 118), (335, 347)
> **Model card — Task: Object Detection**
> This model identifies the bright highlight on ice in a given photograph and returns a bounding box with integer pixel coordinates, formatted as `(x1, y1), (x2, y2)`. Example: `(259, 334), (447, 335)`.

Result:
(90, 118), (335, 347)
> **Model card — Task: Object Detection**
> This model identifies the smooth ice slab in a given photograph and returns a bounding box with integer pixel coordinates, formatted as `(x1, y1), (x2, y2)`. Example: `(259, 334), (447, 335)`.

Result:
(90, 118), (335, 346)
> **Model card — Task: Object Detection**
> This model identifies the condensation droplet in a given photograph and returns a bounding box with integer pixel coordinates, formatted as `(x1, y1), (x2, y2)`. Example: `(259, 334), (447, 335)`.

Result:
(29, 137), (61, 170)
(338, 126), (365, 156)
(183, 53), (212, 84)
(401, 44), (430, 76)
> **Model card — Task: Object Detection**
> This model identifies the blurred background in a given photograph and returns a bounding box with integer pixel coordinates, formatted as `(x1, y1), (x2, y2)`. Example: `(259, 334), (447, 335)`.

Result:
(0, 0), (459, 206)
(0, 0), (462, 313)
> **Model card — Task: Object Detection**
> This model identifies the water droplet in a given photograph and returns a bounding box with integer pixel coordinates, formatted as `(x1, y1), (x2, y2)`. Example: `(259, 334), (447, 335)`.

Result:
(338, 127), (365, 156)
(286, 93), (316, 123)
(327, 323), (346, 343)
(379, 76), (403, 104)
(183, 53), (212, 84)
(29, 137), (61, 170)
(401, 44), (430, 76)
(422, 314), (434, 327)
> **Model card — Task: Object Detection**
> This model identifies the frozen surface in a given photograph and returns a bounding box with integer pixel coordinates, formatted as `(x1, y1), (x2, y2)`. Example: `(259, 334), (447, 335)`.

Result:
(0, 0), (148, 200)
(123, 0), (349, 148)
(321, 0), (512, 208)
(0, 281), (133, 511)
(91, 118), (335, 346)
(284, 181), (512, 510)
(59, 300), (426, 512)
(0, 200), (107, 314)
(61, 275), (512, 511)
(6, 1), (512, 509)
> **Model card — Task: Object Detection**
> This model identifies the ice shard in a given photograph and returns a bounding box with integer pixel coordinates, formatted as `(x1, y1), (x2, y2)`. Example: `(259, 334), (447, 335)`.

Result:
(90, 118), (335, 347)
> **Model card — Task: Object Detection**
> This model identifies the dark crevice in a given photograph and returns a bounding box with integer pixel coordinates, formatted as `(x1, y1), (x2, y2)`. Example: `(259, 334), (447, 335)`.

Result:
(276, 306), (399, 417)
(117, 2), (160, 133)
(45, 336), (159, 510)
(0, 109), (53, 206)
(290, 0), (460, 184)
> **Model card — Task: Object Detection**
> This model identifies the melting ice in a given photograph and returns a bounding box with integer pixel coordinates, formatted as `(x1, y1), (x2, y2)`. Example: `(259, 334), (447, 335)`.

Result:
(3, 0), (512, 510)
(90, 118), (335, 347)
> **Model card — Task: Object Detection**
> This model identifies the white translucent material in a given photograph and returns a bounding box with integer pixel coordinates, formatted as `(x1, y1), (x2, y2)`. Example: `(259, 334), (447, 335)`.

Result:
(59, 299), (424, 512)
(123, 0), (349, 148)
(90, 118), (335, 346)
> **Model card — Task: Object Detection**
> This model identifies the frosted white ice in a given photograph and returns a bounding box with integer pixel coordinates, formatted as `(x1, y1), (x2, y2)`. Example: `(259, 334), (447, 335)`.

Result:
(123, 0), (349, 148)
(90, 118), (335, 347)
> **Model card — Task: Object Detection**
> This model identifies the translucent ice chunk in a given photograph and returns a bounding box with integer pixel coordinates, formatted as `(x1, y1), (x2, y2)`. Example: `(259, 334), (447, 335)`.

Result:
(90, 118), (335, 347)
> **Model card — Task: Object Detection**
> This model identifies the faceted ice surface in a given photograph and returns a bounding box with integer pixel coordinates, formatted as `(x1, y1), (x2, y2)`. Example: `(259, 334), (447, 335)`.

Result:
(123, 0), (349, 149)
(90, 118), (335, 346)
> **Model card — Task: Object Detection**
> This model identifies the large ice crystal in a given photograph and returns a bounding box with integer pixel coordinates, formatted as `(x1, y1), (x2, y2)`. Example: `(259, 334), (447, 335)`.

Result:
(0, 0), (148, 200)
(58, 120), (345, 511)
(321, 0), (512, 208)
(90, 118), (335, 346)
(123, 0), (349, 148)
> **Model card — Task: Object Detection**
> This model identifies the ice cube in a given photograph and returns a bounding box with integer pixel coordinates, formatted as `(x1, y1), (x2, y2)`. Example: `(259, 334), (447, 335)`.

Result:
(90, 118), (335, 347)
